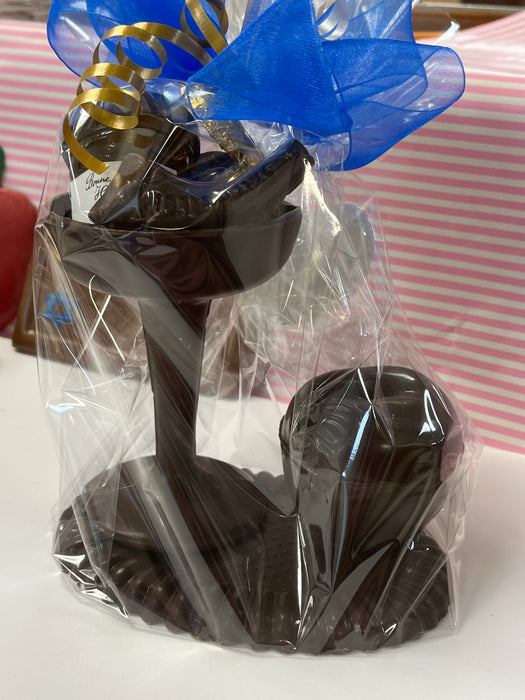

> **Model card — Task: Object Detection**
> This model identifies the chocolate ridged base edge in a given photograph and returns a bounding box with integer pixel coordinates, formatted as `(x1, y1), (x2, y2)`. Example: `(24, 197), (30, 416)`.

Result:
(54, 500), (450, 654)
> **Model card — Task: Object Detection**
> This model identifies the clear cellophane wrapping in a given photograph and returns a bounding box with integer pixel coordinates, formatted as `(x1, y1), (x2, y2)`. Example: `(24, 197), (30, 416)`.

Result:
(35, 0), (480, 654)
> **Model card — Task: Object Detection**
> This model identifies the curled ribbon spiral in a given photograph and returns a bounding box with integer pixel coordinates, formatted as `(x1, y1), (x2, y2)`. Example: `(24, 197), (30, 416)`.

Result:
(64, 0), (228, 175)
(180, 0), (228, 53)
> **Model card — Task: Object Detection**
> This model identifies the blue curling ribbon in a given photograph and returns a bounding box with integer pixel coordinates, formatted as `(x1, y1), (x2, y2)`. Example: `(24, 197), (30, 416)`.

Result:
(47, 0), (465, 170)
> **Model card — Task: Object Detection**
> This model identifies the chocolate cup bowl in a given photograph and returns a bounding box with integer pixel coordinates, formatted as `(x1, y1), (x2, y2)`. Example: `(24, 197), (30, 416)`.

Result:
(48, 194), (301, 301)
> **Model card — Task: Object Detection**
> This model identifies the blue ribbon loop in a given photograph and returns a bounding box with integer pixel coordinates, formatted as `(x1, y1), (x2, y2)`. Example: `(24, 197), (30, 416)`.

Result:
(47, 0), (465, 170)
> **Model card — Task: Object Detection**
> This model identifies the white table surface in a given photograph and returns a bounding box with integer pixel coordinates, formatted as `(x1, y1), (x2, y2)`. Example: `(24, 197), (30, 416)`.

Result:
(1, 336), (524, 699)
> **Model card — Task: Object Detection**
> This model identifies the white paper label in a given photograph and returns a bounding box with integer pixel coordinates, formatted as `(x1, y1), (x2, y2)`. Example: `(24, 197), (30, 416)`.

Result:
(70, 161), (121, 223)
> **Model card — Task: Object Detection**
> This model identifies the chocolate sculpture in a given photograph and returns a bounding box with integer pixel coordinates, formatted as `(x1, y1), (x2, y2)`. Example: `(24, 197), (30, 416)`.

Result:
(40, 0), (472, 655)
(48, 111), (463, 652)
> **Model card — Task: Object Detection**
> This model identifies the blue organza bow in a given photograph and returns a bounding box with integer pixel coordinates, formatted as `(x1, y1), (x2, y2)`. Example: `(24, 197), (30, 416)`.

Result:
(47, 0), (465, 170)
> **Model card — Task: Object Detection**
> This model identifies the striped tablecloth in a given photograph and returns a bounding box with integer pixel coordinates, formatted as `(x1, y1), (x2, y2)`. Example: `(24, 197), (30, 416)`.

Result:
(0, 14), (523, 453)
(354, 12), (525, 454)
(0, 20), (77, 204)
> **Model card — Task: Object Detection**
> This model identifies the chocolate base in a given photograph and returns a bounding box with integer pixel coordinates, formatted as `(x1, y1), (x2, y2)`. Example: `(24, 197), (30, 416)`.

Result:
(53, 364), (457, 654)
(55, 483), (449, 653)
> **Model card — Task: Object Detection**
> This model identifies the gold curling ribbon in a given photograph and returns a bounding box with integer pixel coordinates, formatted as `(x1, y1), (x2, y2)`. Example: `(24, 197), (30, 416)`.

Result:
(180, 0), (228, 53)
(64, 1), (229, 175)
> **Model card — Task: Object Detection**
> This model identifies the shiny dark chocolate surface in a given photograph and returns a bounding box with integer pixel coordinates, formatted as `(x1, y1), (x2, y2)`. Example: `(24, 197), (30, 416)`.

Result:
(280, 366), (457, 558)
(51, 123), (460, 653)
(64, 110), (200, 181)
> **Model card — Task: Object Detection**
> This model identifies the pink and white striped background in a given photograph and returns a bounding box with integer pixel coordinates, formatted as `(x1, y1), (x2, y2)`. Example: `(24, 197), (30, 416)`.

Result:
(354, 13), (525, 454)
(0, 15), (523, 453)
(0, 20), (77, 204)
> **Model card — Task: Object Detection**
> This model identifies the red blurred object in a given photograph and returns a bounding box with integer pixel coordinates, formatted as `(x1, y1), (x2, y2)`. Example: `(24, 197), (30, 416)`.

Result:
(0, 187), (37, 330)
